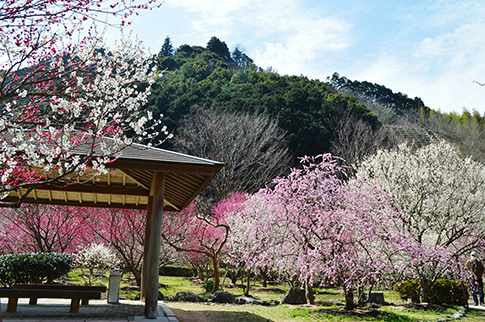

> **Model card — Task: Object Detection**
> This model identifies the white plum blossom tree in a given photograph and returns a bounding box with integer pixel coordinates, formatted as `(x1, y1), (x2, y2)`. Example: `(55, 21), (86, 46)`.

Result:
(355, 140), (485, 301)
(355, 141), (485, 254)
(0, 0), (167, 205)
(74, 243), (120, 286)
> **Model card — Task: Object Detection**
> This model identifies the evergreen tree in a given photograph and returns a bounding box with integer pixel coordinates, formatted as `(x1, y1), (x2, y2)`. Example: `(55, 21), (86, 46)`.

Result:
(232, 47), (253, 69)
(160, 36), (174, 57)
(207, 36), (231, 62)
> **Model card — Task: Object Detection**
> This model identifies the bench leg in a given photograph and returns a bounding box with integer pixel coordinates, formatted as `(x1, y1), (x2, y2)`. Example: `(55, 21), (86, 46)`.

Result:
(82, 298), (89, 305)
(29, 297), (38, 305)
(70, 298), (81, 313)
(7, 297), (18, 313)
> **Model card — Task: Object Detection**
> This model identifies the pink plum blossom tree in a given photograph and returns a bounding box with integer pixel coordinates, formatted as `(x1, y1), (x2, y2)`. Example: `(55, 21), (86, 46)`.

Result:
(86, 208), (155, 287)
(162, 202), (228, 293)
(0, 205), (176, 287)
(161, 194), (246, 293)
(0, 204), (92, 254)
(230, 155), (416, 309)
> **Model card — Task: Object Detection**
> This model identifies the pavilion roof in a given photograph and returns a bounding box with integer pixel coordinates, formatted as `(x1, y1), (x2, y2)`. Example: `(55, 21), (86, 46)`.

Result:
(3, 143), (223, 211)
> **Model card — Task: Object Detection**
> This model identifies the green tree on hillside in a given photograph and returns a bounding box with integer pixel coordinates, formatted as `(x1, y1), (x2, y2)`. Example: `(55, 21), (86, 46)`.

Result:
(232, 47), (253, 69)
(207, 36), (231, 62)
(426, 109), (485, 162)
(160, 36), (174, 57)
(328, 72), (430, 118)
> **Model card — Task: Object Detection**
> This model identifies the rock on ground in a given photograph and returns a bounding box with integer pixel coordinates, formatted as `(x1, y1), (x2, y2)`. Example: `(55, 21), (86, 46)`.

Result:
(280, 287), (307, 305)
(171, 291), (205, 302)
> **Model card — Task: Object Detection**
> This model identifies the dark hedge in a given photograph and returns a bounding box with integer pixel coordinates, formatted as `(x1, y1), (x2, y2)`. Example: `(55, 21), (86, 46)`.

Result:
(0, 252), (71, 286)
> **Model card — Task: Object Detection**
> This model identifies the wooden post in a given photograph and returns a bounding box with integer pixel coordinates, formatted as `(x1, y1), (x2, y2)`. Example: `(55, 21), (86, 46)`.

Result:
(6, 297), (18, 313)
(140, 196), (154, 302)
(69, 298), (81, 313)
(144, 172), (165, 319)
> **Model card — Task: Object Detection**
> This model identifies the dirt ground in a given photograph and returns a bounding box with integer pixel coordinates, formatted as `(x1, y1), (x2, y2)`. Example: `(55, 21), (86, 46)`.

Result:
(166, 302), (485, 322)
(166, 303), (271, 322)
(169, 307), (268, 322)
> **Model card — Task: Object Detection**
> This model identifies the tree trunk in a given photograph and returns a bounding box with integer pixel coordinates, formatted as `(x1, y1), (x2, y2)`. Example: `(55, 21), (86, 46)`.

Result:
(357, 285), (364, 301)
(212, 255), (220, 293)
(231, 273), (238, 284)
(134, 270), (142, 287)
(259, 266), (269, 288)
(189, 263), (198, 278)
(244, 271), (251, 296)
(89, 268), (94, 286)
(343, 285), (355, 310)
(419, 277), (431, 303)
(305, 279), (315, 305)
(197, 265), (205, 280)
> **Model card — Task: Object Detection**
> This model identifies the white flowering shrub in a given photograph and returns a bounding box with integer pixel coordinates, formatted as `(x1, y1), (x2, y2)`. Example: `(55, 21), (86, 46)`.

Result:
(74, 243), (120, 285)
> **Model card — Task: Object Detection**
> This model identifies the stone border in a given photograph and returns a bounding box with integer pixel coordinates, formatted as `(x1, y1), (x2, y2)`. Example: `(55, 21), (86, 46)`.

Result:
(133, 301), (178, 321)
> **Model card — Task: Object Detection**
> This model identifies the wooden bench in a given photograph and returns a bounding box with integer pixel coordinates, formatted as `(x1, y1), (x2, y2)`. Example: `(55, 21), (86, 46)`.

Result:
(0, 284), (107, 313)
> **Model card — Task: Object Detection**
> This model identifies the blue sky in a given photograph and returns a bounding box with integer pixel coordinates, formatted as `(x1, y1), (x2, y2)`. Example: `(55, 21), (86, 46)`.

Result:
(109, 0), (485, 115)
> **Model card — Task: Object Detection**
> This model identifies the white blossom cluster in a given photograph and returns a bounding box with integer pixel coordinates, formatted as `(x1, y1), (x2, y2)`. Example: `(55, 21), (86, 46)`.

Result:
(355, 141), (485, 251)
(74, 243), (120, 285)
(0, 30), (167, 192)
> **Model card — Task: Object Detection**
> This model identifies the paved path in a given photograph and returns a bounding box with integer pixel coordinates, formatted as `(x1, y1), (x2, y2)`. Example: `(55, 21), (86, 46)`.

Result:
(2, 298), (484, 322)
(0, 298), (178, 321)
(468, 304), (485, 311)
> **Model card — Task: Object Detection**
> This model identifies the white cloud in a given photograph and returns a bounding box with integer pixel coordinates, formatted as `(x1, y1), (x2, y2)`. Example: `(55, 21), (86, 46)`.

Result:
(164, 0), (352, 77)
(166, 0), (252, 34)
(352, 20), (485, 113)
(254, 17), (351, 76)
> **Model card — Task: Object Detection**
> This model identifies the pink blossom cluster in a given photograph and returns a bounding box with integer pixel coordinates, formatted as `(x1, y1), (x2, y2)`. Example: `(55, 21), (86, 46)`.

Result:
(222, 154), (472, 306)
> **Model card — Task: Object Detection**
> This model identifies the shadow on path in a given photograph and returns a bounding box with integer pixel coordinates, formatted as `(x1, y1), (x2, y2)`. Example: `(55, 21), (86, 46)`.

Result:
(169, 307), (272, 322)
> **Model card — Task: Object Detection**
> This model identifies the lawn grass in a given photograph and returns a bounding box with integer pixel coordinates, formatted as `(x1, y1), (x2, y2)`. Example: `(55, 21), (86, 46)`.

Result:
(63, 270), (485, 321)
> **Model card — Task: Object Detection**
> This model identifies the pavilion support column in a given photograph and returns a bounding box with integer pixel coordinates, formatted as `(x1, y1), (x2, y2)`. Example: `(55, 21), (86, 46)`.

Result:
(140, 197), (154, 302)
(143, 172), (165, 319)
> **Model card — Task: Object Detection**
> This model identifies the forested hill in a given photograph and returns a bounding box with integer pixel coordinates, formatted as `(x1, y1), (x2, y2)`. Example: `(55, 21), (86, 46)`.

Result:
(146, 37), (383, 160)
(146, 36), (485, 163)
(328, 73), (431, 118)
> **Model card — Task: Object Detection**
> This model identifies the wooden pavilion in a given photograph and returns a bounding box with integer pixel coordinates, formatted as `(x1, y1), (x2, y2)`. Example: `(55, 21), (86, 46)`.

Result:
(2, 143), (223, 319)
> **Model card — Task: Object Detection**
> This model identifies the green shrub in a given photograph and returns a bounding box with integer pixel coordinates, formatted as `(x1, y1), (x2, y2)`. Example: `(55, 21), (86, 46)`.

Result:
(202, 278), (215, 293)
(393, 279), (421, 303)
(393, 278), (469, 305)
(159, 265), (193, 277)
(429, 279), (468, 305)
(0, 253), (72, 287)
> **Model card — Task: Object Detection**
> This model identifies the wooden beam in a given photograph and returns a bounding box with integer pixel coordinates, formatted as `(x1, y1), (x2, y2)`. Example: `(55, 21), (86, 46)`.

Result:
(31, 184), (149, 196)
(0, 197), (150, 210)
(122, 169), (153, 190)
(0, 194), (184, 211)
(144, 172), (165, 319)
(109, 160), (222, 176)
(179, 173), (217, 210)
